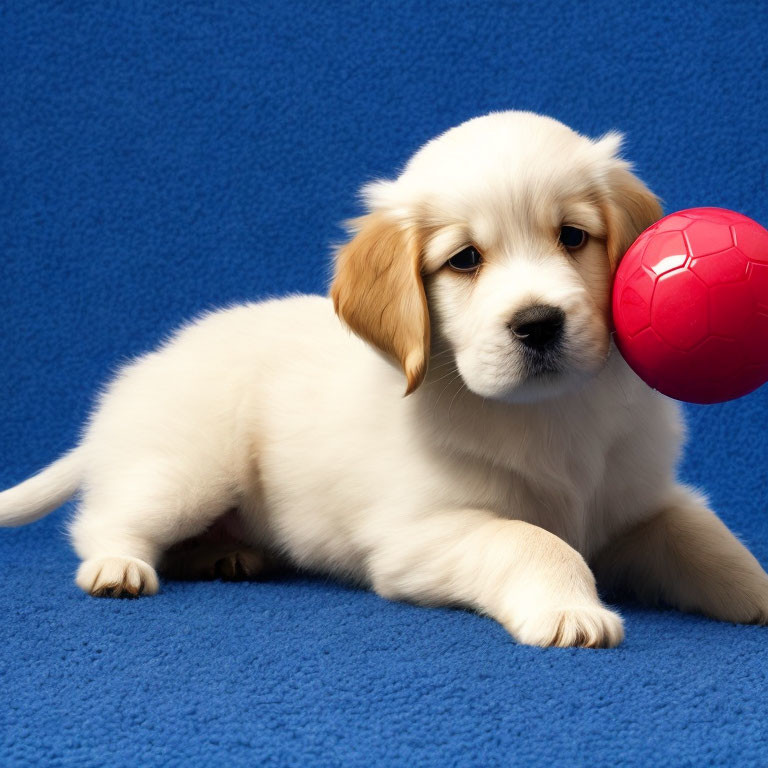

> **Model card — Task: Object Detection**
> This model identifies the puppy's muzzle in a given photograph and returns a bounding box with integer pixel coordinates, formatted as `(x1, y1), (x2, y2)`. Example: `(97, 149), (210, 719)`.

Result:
(509, 304), (565, 377)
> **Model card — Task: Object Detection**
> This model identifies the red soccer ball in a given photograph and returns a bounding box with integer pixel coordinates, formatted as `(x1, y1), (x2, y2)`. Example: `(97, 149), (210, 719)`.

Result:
(612, 207), (768, 404)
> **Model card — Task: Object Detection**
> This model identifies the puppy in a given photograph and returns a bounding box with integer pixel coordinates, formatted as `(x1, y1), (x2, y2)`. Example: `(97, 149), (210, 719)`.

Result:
(3, 111), (768, 648)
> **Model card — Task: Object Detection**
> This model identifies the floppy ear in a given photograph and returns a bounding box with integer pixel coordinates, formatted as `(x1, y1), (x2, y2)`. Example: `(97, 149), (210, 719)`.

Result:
(593, 134), (663, 268)
(602, 166), (663, 268)
(331, 213), (429, 395)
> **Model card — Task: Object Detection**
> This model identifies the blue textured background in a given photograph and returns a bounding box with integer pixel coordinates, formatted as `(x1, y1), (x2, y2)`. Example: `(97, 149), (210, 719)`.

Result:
(2, 1), (768, 765)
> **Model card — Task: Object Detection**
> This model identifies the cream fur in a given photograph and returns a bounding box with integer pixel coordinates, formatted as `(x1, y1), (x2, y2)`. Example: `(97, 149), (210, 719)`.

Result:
(2, 111), (768, 647)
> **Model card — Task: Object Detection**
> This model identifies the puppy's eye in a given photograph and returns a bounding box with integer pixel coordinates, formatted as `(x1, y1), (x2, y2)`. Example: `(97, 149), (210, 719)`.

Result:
(559, 225), (588, 251)
(447, 246), (483, 272)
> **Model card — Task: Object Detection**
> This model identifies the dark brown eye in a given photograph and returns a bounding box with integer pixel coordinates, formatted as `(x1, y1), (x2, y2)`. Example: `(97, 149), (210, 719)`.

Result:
(560, 225), (588, 251)
(447, 246), (482, 272)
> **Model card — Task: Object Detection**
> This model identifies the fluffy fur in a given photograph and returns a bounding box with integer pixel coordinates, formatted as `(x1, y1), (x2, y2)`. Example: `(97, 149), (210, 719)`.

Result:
(2, 111), (767, 647)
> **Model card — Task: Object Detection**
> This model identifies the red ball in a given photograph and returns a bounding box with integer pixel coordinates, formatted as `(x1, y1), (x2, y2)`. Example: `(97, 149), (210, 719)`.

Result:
(612, 207), (768, 404)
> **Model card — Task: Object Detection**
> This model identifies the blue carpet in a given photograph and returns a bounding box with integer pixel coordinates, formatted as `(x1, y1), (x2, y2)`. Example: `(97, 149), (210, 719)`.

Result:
(2, 1), (768, 765)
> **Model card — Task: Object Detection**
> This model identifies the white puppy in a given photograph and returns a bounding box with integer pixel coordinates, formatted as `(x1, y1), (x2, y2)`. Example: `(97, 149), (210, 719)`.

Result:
(3, 111), (768, 647)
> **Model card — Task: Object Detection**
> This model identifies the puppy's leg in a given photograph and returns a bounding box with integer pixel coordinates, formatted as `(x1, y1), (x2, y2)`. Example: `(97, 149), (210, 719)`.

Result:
(593, 485), (768, 624)
(369, 509), (623, 648)
(70, 461), (239, 598)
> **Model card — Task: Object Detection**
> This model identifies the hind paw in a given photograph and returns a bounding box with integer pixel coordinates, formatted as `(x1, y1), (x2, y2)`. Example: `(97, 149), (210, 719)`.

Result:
(212, 549), (266, 581)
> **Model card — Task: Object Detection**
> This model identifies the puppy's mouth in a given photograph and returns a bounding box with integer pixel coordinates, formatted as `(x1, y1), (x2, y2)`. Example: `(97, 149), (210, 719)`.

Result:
(515, 322), (611, 387)
(520, 347), (564, 379)
(511, 339), (606, 400)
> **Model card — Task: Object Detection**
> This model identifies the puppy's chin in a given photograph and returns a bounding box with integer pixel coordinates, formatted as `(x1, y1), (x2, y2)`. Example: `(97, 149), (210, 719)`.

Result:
(456, 349), (610, 404)
(494, 369), (596, 404)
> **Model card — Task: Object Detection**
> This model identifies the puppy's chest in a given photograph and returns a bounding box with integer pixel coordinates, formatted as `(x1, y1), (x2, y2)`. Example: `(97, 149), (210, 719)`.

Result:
(433, 414), (613, 553)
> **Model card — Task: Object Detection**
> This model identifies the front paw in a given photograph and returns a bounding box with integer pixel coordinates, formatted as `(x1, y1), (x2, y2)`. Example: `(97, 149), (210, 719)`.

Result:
(505, 604), (624, 648)
(708, 580), (768, 626)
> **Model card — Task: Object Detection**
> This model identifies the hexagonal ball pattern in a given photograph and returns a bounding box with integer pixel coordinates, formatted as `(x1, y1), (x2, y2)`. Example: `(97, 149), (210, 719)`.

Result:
(641, 231), (689, 275)
(684, 217), (734, 255)
(735, 220), (768, 263)
(653, 216), (688, 233)
(690, 247), (749, 285)
(616, 266), (655, 337)
(650, 268), (709, 351)
(613, 207), (768, 403)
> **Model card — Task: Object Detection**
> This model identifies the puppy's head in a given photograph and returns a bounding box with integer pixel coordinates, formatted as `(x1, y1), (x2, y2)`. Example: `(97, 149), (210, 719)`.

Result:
(331, 111), (661, 402)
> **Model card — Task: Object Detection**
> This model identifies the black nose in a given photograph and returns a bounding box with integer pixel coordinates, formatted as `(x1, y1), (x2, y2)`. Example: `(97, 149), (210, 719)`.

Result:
(510, 305), (565, 350)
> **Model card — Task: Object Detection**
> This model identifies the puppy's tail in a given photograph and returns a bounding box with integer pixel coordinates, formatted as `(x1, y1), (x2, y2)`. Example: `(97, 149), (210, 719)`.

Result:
(0, 449), (84, 526)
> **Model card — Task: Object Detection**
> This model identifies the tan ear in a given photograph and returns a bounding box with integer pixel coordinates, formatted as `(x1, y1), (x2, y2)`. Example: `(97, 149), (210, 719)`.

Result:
(602, 167), (663, 268)
(331, 213), (429, 394)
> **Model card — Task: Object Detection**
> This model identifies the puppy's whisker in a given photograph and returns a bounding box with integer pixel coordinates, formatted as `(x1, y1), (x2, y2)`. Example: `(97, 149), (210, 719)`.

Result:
(433, 371), (463, 411)
(427, 362), (460, 379)
(447, 378), (468, 421)
(429, 370), (460, 387)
